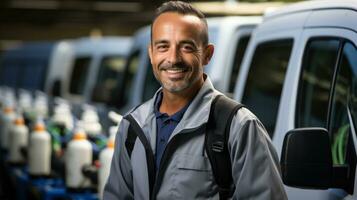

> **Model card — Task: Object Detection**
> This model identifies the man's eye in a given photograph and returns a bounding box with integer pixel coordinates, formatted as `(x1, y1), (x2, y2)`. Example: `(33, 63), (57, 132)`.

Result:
(182, 45), (195, 52)
(156, 45), (168, 51)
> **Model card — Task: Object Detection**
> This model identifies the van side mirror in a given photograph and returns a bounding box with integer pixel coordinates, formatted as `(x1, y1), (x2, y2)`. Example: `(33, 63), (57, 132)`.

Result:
(280, 128), (349, 190)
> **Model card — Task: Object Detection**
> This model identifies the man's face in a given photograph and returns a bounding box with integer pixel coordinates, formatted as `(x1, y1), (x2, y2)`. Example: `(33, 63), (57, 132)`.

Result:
(149, 12), (213, 94)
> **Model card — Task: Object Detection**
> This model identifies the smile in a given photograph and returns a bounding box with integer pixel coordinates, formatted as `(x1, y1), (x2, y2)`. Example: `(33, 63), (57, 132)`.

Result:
(166, 68), (187, 73)
(162, 68), (189, 79)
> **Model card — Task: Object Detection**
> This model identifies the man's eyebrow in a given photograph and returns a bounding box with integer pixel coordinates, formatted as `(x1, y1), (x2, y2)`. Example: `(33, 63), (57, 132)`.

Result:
(153, 39), (198, 47)
(180, 40), (197, 47)
(153, 40), (169, 46)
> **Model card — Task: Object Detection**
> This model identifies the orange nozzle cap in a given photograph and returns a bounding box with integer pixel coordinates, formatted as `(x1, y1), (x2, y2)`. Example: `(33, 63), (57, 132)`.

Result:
(73, 132), (87, 140)
(34, 123), (46, 132)
(107, 139), (115, 149)
(4, 107), (13, 114)
(14, 118), (25, 125)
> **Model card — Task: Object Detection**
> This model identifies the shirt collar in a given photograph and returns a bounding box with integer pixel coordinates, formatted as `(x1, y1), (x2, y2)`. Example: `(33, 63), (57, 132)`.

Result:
(154, 90), (191, 122)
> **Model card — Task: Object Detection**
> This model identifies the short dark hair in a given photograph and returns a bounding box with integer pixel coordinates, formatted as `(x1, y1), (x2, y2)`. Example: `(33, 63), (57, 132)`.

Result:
(151, 1), (208, 46)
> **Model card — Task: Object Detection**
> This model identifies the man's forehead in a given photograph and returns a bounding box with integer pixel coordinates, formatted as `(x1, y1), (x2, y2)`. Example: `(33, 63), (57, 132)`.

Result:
(153, 12), (203, 30)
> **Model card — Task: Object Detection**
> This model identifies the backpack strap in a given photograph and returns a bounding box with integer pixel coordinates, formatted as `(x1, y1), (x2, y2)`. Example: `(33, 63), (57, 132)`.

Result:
(124, 114), (156, 199)
(124, 103), (145, 158)
(125, 124), (137, 159)
(205, 95), (244, 199)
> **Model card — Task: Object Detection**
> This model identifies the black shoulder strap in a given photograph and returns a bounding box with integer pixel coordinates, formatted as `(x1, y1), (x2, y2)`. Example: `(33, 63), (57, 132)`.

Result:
(124, 115), (156, 199)
(205, 95), (244, 199)
(124, 103), (145, 158)
(125, 123), (137, 159)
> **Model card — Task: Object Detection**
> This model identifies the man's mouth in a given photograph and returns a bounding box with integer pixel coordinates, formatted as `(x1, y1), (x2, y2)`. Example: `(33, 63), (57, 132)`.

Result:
(166, 68), (187, 73)
(162, 67), (189, 79)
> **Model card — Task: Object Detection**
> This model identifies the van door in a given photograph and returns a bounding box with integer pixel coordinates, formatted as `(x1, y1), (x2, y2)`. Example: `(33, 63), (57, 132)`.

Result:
(233, 27), (301, 138)
(275, 28), (357, 199)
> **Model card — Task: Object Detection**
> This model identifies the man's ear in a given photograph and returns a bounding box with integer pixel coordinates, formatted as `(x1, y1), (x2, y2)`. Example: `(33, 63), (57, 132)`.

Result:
(203, 44), (214, 65)
(148, 44), (153, 65)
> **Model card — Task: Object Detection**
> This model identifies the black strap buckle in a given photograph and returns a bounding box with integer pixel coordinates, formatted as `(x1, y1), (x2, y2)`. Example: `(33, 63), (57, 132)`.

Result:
(211, 141), (224, 152)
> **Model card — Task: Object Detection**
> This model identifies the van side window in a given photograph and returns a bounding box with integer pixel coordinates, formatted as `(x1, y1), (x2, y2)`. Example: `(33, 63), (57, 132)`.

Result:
(228, 35), (251, 93)
(142, 58), (160, 102)
(296, 39), (340, 128)
(329, 42), (356, 193)
(69, 57), (91, 95)
(118, 51), (140, 108)
(242, 39), (293, 137)
(91, 56), (126, 105)
(342, 44), (357, 129)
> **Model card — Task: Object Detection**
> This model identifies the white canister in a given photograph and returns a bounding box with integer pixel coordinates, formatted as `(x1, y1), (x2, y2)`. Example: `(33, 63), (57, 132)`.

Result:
(98, 138), (115, 199)
(1, 107), (16, 150)
(28, 121), (52, 176)
(8, 116), (29, 164)
(81, 109), (102, 136)
(65, 130), (93, 189)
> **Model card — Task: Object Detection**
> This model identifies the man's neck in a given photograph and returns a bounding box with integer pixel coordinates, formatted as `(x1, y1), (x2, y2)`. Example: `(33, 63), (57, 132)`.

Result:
(160, 81), (203, 116)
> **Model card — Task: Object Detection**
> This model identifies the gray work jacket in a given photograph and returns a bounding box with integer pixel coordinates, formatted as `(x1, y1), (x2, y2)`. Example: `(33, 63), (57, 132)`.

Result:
(104, 77), (287, 200)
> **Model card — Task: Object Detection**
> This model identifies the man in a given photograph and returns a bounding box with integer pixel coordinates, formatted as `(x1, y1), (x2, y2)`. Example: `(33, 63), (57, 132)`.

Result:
(104, 1), (287, 199)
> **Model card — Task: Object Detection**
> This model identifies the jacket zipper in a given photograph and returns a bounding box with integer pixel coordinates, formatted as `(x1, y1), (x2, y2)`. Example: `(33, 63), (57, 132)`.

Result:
(150, 124), (206, 199)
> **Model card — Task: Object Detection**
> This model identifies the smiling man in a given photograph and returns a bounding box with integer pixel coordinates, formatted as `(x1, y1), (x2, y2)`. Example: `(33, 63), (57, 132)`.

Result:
(149, 10), (213, 116)
(104, 1), (287, 199)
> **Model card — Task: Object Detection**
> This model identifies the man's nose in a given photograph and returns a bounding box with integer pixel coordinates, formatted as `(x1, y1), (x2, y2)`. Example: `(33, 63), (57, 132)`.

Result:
(167, 46), (182, 64)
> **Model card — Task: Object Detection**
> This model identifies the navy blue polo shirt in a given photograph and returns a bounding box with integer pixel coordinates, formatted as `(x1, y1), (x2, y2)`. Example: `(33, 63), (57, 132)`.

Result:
(154, 91), (190, 170)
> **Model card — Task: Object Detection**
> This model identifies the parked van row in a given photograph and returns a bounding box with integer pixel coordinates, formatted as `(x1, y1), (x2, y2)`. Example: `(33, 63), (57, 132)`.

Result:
(0, 36), (132, 109)
(0, 36), (132, 132)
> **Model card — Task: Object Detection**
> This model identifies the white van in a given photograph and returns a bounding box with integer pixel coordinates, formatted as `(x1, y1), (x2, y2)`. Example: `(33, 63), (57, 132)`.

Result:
(0, 41), (73, 94)
(118, 16), (262, 112)
(62, 37), (132, 106)
(233, 1), (357, 199)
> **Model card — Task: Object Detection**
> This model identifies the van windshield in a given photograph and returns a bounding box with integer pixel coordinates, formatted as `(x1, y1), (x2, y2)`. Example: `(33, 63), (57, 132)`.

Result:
(91, 55), (126, 106)
(120, 50), (140, 108)
(69, 57), (91, 95)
